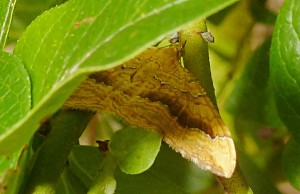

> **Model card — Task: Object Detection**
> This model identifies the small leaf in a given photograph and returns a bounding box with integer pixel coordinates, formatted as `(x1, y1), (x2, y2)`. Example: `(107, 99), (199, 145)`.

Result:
(270, 0), (300, 142)
(109, 126), (162, 174)
(282, 138), (300, 190)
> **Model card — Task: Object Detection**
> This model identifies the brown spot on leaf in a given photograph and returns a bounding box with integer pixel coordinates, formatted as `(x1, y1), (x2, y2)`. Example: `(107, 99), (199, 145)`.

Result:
(74, 17), (95, 28)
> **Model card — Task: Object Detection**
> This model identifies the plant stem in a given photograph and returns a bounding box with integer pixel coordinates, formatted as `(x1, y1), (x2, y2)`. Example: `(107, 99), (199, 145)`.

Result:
(24, 110), (93, 194)
(217, 165), (253, 194)
(0, 0), (16, 49)
(179, 19), (217, 107)
(180, 19), (252, 193)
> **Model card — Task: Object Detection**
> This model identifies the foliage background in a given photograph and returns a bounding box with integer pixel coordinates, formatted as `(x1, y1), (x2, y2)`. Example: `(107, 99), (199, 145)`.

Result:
(1, 0), (300, 193)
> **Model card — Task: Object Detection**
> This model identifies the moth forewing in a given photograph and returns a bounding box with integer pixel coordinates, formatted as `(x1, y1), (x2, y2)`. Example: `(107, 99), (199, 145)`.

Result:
(65, 46), (236, 178)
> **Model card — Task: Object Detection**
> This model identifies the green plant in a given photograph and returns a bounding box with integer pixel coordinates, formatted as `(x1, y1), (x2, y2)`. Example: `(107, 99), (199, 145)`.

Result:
(0, 0), (299, 193)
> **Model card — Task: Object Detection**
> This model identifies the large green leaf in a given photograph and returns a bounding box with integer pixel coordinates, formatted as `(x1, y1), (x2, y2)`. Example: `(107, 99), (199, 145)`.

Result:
(109, 127), (162, 175)
(0, 0), (16, 48)
(0, 0), (237, 155)
(270, 0), (300, 142)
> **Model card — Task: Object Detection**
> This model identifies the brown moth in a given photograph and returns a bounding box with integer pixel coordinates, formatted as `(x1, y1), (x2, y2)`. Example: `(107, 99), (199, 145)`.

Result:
(64, 46), (236, 178)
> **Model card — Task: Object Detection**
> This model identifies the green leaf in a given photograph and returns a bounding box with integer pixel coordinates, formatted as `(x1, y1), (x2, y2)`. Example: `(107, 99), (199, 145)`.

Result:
(0, 51), (30, 136)
(282, 138), (300, 190)
(270, 0), (300, 142)
(109, 127), (162, 174)
(0, 0), (238, 156)
(0, 0), (16, 48)
(226, 39), (282, 128)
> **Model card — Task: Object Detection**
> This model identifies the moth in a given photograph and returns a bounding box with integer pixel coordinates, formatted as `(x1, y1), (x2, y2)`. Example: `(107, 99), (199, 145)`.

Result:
(64, 45), (236, 178)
